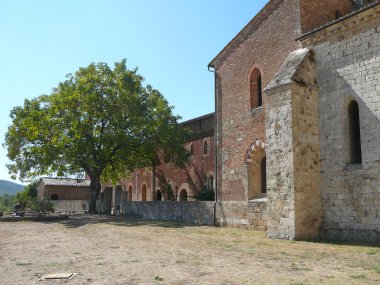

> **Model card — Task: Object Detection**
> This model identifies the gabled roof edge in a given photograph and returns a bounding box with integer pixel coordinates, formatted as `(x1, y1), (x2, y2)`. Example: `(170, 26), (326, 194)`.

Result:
(208, 0), (285, 68)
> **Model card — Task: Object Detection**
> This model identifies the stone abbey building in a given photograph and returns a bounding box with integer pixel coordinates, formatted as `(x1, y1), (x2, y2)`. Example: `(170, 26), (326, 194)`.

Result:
(209, 0), (380, 241)
(42, 0), (379, 242)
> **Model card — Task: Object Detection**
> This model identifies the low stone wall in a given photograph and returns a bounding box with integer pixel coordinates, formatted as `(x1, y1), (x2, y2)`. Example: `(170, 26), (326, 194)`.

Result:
(122, 201), (214, 225)
(52, 200), (89, 214)
(215, 199), (267, 231)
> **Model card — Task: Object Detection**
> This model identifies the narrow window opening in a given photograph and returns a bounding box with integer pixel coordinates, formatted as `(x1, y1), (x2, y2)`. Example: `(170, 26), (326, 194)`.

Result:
(128, 185), (132, 201)
(249, 68), (263, 109)
(261, 157), (267, 193)
(142, 184), (147, 201)
(190, 143), (194, 156)
(348, 100), (362, 164)
(203, 141), (208, 155)
(208, 175), (214, 191)
(335, 10), (342, 19)
(257, 74), (262, 107)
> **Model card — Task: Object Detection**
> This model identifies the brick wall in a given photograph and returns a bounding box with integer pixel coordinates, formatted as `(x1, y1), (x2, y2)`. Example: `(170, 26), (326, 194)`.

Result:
(299, 0), (353, 33)
(104, 114), (215, 203)
(44, 185), (91, 200)
(212, 0), (301, 202)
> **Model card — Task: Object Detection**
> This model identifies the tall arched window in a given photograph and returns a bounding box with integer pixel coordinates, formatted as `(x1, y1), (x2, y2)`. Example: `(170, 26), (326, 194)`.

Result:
(207, 175), (213, 191)
(128, 185), (132, 201)
(190, 143), (194, 156)
(203, 141), (208, 155)
(250, 68), (262, 109)
(142, 184), (147, 201)
(348, 100), (362, 164)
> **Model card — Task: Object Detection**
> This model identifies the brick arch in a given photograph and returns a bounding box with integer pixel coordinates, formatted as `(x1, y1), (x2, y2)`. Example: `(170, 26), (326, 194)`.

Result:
(244, 139), (265, 165)
(178, 183), (192, 201)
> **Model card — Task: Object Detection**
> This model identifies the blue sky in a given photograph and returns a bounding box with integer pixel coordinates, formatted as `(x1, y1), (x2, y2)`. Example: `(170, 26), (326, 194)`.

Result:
(0, 0), (267, 184)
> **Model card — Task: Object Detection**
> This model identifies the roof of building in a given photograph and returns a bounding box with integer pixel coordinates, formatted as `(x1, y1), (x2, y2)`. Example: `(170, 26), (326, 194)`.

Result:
(265, 48), (310, 91)
(180, 112), (214, 125)
(39, 177), (91, 187)
(297, 0), (380, 41)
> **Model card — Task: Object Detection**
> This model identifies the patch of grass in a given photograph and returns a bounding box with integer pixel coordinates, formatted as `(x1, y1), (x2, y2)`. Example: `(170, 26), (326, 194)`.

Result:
(367, 250), (378, 255)
(375, 267), (380, 274)
(175, 260), (186, 264)
(96, 262), (105, 266)
(154, 276), (163, 282)
(16, 262), (32, 266)
(350, 274), (366, 279)
(290, 262), (313, 272)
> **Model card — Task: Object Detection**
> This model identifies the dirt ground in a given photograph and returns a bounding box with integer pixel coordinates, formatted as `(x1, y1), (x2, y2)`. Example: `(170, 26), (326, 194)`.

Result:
(0, 215), (379, 285)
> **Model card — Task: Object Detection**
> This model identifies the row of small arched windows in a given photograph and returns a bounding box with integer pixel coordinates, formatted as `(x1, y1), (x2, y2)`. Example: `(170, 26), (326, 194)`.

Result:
(190, 141), (208, 156)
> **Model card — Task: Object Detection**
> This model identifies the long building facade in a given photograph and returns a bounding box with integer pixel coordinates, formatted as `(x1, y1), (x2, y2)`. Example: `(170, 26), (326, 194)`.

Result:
(98, 113), (215, 214)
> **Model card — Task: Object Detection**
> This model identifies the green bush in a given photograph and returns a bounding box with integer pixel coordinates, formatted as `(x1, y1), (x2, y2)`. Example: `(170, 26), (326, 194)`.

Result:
(0, 194), (17, 212)
(27, 197), (54, 214)
(194, 186), (215, 201)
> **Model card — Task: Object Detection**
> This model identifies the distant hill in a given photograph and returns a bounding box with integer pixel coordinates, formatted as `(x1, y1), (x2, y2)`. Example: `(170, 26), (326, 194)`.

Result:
(0, 180), (25, 195)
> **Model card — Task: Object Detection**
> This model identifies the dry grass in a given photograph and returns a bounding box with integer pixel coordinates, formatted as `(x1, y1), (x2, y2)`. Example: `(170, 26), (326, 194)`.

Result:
(0, 215), (379, 285)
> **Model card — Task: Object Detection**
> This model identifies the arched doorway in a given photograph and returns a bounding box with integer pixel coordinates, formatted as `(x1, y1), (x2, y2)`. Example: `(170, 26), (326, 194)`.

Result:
(179, 189), (188, 201)
(51, 194), (59, 200)
(128, 185), (132, 201)
(245, 140), (267, 200)
(142, 184), (147, 201)
(156, 190), (162, 201)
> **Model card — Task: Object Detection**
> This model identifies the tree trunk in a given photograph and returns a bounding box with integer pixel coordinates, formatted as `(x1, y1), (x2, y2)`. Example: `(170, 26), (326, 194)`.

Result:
(152, 161), (156, 201)
(88, 174), (102, 214)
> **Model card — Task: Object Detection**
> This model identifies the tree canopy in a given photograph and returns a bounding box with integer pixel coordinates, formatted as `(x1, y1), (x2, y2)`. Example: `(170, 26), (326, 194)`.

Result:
(4, 59), (191, 212)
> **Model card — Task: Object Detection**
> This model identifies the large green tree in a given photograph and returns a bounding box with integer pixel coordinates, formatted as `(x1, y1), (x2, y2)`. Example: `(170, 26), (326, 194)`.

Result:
(5, 60), (191, 213)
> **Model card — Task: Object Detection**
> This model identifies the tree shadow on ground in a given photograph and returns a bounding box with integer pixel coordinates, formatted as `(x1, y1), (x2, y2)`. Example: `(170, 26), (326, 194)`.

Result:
(49, 214), (201, 229)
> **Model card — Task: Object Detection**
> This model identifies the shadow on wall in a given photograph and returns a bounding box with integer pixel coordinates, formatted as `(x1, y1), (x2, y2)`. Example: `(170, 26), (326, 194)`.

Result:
(155, 158), (211, 201)
(317, 53), (380, 241)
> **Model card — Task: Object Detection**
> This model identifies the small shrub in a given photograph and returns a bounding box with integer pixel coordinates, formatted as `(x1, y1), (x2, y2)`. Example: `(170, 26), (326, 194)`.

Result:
(194, 186), (215, 201)
(28, 197), (54, 214)
(0, 211), (3, 217)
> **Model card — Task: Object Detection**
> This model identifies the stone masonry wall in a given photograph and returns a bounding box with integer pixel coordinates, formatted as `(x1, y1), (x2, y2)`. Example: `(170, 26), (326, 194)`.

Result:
(266, 87), (296, 239)
(306, 12), (380, 241)
(123, 201), (215, 225)
(291, 57), (322, 240)
(265, 49), (322, 240)
(215, 200), (267, 231)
